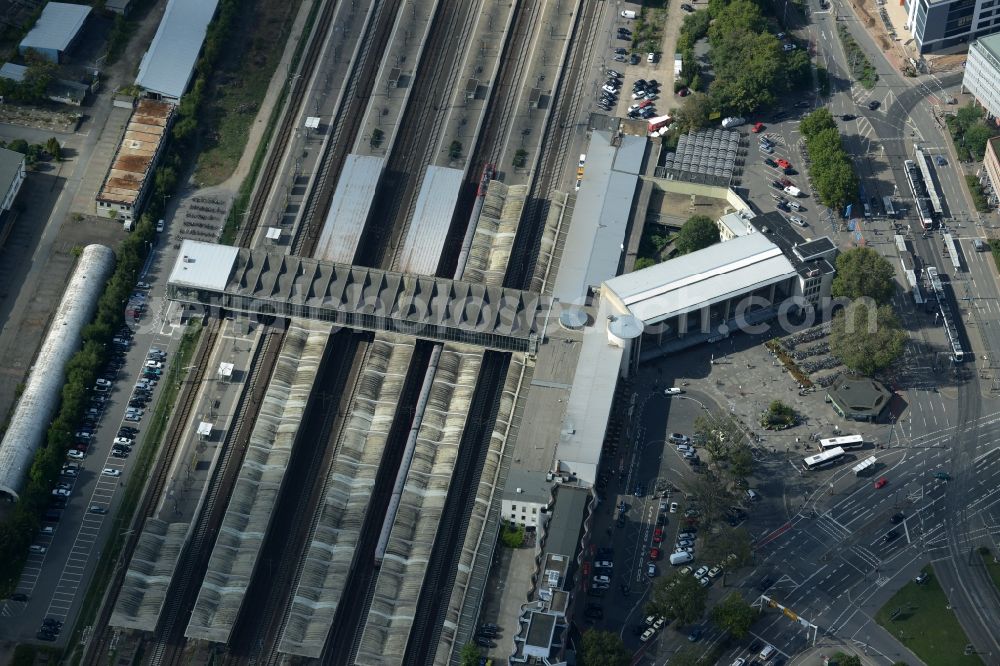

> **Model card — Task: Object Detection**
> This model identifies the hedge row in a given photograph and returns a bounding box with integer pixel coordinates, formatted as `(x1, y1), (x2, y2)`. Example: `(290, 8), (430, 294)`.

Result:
(765, 340), (814, 388)
(0, 216), (155, 595)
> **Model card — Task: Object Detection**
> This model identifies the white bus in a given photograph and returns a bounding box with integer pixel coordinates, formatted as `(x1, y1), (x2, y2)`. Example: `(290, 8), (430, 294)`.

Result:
(803, 446), (846, 471)
(818, 435), (864, 451)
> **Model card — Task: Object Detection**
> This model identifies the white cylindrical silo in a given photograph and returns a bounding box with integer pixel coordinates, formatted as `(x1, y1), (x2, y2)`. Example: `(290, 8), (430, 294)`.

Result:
(0, 244), (116, 501)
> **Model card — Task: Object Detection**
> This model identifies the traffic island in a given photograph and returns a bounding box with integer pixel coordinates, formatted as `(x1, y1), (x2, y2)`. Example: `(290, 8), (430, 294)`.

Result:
(874, 566), (983, 665)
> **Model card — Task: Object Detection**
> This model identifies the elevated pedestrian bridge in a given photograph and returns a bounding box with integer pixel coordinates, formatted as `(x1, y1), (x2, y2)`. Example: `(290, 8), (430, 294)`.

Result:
(167, 241), (547, 354)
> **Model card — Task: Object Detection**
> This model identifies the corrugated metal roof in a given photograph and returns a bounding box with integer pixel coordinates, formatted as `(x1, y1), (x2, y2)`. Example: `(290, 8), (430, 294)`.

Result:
(396, 166), (463, 275)
(314, 154), (384, 263)
(168, 240), (239, 290)
(96, 99), (173, 206)
(613, 134), (646, 174)
(135, 0), (218, 100)
(20, 2), (90, 54)
(604, 233), (797, 325)
(552, 131), (637, 304)
(0, 62), (27, 82)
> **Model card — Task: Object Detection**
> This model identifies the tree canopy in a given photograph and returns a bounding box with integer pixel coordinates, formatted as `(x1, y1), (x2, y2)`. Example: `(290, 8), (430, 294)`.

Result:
(459, 643), (481, 666)
(649, 571), (708, 624)
(829, 302), (907, 375)
(579, 630), (631, 666)
(831, 247), (897, 305)
(676, 215), (719, 254)
(710, 592), (758, 638)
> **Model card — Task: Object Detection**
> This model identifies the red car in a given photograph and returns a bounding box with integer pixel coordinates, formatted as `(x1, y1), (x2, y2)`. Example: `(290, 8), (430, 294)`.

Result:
(653, 528), (664, 544)
(650, 547), (661, 560)
(875, 477), (888, 489)
(776, 158), (791, 169)
(752, 122), (765, 133)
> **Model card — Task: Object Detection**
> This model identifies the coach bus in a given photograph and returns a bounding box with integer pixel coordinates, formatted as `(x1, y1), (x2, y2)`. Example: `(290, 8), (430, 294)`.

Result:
(818, 435), (864, 451)
(803, 446), (846, 471)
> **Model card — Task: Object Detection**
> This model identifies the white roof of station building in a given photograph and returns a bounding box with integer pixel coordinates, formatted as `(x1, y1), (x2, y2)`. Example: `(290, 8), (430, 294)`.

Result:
(603, 232), (797, 326)
(552, 132), (644, 305)
(135, 0), (218, 100)
(168, 241), (239, 291)
(396, 166), (463, 275)
(314, 154), (384, 263)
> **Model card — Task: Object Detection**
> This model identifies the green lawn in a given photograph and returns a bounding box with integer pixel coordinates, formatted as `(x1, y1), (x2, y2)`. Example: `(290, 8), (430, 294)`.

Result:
(194, 0), (302, 186)
(874, 566), (983, 665)
(979, 548), (1000, 594)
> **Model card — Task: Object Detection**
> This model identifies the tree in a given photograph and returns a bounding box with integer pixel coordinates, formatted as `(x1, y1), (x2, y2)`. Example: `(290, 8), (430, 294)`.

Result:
(728, 444), (754, 482)
(761, 400), (796, 429)
(649, 572), (708, 625)
(831, 247), (897, 305)
(829, 302), (907, 375)
(664, 646), (703, 666)
(674, 92), (715, 132)
(500, 521), (525, 548)
(579, 630), (631, 666)
(634, 257), (656, 270)
(45, 137), (61, 161)
(701, 526), (753, 569)
(710, 592), (757, 638)
(459, 643), (481, 666)
(799, 108), (838, 139)
(676, 215), (718, 255)
(833, 654), (863, 666)
(688, 473), (732, 524)
(693, 410), (747, 463)
(783, 48), (812, 90)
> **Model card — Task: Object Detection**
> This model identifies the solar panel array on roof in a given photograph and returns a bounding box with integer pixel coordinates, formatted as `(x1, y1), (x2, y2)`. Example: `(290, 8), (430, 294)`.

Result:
(662, 129), (740, 186)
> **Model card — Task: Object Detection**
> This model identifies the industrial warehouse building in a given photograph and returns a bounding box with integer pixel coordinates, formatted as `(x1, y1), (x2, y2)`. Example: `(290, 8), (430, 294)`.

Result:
(18, 2), (91, 63)
(96, 99), (175, 221)
(135, 0), (220, 103)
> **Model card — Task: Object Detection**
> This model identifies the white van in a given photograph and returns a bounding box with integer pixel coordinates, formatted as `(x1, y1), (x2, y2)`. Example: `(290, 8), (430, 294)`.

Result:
(621, 9), (637, 19)
(669, 551), (694, 565)
(758, 644), (776, 661)
(578, 154), (587, 167)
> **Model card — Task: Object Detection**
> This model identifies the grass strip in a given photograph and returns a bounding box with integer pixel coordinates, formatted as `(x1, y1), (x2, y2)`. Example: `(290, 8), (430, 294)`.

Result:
(978, 547), (1000, 594)
(62, 322), (202, 666)
(836, 24), (878, 89)
(874, 565), (983, 665)
(220, 0), (323, 245)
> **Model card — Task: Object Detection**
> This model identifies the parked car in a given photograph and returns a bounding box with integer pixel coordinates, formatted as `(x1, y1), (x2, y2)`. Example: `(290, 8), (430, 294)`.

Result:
(66, 449), (85, 460)
(102, 468), (122, 477)
(29, 545), (47, 554)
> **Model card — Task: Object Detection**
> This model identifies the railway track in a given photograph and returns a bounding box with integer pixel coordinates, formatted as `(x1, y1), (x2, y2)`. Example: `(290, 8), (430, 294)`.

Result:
(295, 0), (404, 258)
(403, 1), (602, 661)
(234, 0), (339, 248)
(80, 319), (222, 665)
(401, 349), (509, 665)
(147, 329), (285, 666)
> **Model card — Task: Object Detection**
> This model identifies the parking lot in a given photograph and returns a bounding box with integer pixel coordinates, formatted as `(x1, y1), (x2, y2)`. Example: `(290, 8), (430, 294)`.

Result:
(0, 249), (184, 642)
(573, 322), (895, 659)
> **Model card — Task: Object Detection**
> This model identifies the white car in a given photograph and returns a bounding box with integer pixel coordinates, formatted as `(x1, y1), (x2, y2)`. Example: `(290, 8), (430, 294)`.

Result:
(698, 575), (711, 587)
(783, 43), (796, 51)
(95, 378), (112, 388)
(144, 360), (163, 369)
(640, 627), (655, 642)
(66, 449), (84, 459)
(29, 545), (47, 554)
(102, 468), (122, 477)
(708, 566), (722, 578)
(664, 387), (684, 395)
(646, 562), (657, 577)
(789, 215), (807, 227)
(124, 413), (142, 422)
(114, 437), (134, 447)
(732, 658), (747, 666)
(632, 90), (647, 100)
(670, 502), (679, 513)
(593, 574), (611, 584)
(647, 52), (656, 63)
(676, 539), (695, 548)
(51, 488), (70, 497)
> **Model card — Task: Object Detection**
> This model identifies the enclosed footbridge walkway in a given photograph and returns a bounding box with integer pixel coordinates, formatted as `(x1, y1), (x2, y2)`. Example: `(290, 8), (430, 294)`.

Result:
(167, 241), (549, 354)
